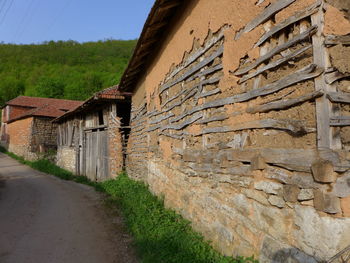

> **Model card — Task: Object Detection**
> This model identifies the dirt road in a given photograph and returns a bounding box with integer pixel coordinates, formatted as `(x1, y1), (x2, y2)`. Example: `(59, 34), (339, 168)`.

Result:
(0, 152), (138, 263)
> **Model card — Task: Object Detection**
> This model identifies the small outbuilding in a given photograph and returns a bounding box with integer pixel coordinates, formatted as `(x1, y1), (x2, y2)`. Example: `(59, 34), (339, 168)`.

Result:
(0, 96), (82, 160)
(54, 86), (132, 181)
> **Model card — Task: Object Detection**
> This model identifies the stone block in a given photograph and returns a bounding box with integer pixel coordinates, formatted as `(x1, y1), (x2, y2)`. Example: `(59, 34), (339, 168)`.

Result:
(311, 159), (336, 183)
(260, 235), (318, 263)
(283, 185), (300, 203)
(313, 190), (341, 214)
(332, 173), (350, 198)
(183, 150), (199, 162)
(268, 195), (285, 208)
(199, 152), (213, 164)
(300, 200), (314, 206)
(341, 195), (350, 217)
(243, 189), (269, 205)
(294, 205), (350, 260)
(298, 189), (314, 201)
(251, 154), (267, 170)
(254, 181), (283, 195)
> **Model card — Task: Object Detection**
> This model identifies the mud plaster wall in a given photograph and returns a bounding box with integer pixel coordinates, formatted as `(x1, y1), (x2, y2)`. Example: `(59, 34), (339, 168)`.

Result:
(126, 0), (350, 262)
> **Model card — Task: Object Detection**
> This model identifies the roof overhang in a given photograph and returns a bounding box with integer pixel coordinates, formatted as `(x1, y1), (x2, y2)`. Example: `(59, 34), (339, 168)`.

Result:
(119, 0), (185, 92)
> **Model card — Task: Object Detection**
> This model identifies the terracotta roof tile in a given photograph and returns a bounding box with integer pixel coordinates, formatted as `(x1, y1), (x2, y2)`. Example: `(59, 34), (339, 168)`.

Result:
(5, 96), (83, 123)
(6, 96), (82, 111)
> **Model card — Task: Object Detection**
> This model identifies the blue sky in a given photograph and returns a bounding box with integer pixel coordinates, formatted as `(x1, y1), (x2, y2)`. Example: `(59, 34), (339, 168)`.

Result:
(0, 0), (154, 44)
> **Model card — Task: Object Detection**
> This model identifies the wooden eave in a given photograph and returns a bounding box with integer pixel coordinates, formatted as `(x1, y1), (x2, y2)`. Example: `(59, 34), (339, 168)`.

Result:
(119, 0), (184, 92)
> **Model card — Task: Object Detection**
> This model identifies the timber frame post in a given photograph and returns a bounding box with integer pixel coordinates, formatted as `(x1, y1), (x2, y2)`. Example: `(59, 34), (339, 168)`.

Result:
(311, 0), (342, 150)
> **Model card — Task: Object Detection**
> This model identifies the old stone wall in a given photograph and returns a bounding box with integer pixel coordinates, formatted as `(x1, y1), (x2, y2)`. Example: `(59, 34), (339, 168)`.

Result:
(56, 146), (76, 173)
(31, 117), (58, 153)
(126, 0), (350, 262)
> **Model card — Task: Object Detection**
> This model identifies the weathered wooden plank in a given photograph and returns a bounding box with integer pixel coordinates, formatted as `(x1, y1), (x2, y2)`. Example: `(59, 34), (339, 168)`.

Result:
(196, 114), (228, 124)
(169, 64), (322, 124)
(145, 124), (161, 132)
(161, 112), (203, 131)
(131, 102), (146, 113)
(238, 45), (312, 84)
(159, 132), (184, 140)
(330, 116), (350, 126)
(325, 35), (350, 46)
(198, 118), (311, 136)
(160, 45), (224, 93)
(197, 88), (221, 98)
(246, 90), (323, 113)
(312, 8), (341, 149)
(235, 0), (296, 39)
(149, 112), (175, 124)
(166, 29), (225, 81)
(163, 76), (221, 112)
(234, 26), (317, 76)
(325, 70), (350, 84)
(254, 2), (320, 47)
(187, 63), (223, 82)
(234, 64), (323, 102)
(327, 91), (350, 104)
(161, 88), (188, 107)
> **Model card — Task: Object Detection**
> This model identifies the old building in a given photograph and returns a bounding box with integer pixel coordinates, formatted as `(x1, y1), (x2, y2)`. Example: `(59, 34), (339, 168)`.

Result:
(0, 96), (82, 160)
(118, 0), (350, 262)
(54, 86), (131, 181)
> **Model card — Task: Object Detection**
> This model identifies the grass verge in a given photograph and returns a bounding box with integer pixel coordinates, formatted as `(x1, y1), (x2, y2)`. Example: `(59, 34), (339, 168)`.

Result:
(0, 146), (258, 263)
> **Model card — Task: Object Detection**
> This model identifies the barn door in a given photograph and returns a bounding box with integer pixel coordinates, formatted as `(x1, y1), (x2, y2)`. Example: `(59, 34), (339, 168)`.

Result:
(83, 129), (109, 181)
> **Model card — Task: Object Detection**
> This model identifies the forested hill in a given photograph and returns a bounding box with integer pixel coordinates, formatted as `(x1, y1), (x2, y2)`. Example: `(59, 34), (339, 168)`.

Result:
(0, 39), (136, 106)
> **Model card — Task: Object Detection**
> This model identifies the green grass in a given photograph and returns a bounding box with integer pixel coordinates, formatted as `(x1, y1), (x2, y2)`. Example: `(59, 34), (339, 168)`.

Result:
(0, 146), (258, 263)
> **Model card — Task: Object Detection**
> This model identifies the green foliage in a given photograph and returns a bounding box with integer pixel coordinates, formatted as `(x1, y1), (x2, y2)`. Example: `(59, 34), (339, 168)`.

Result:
(100, 175), (258, 263)
(0, 39), (136, 105)
(0, 146), (258, 263)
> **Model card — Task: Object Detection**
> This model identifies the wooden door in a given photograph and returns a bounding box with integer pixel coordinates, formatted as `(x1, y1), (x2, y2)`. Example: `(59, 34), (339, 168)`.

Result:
(83, 129), (109, 181)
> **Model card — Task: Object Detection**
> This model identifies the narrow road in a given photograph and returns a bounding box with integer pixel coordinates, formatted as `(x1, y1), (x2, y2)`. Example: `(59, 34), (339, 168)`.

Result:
(0, 152), (138, 263)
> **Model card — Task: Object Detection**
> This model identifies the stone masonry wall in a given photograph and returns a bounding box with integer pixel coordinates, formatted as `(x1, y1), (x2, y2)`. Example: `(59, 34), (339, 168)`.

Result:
(56, 146), (76, 173)
(126, 0), (350, 262)
(31, 117), (57, 153)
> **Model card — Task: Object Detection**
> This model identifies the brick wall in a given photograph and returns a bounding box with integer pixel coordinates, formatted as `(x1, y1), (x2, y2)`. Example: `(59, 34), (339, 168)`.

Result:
(6, 117), (37, 160)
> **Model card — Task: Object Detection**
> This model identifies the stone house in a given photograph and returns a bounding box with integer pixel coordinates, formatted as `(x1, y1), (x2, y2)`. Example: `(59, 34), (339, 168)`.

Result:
(117, 0), (350, 262)
(0, 96), (82, 160)
(54, 86), (132, 181)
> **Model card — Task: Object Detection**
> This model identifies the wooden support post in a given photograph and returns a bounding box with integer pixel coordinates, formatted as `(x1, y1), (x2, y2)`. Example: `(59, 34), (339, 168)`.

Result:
(311, 2), (341, 150)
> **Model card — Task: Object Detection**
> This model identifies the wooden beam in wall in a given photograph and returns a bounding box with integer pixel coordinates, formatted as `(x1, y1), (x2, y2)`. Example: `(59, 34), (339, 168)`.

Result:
(311, 3), (341, 150)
